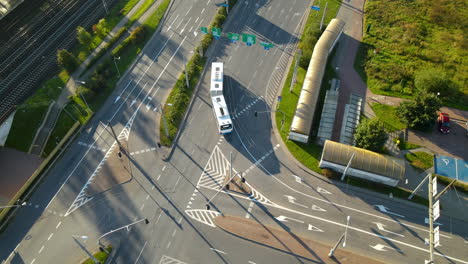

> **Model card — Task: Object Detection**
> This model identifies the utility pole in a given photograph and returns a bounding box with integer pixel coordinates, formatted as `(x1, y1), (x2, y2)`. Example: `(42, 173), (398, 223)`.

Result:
(290, 50), (301, 92)
(329, 215), (350, 258)
(107, 122), (124, 152)
(426, 174), (456, 263)
(319, 2), (328, 31)
(113, 57), (121, 78)
(97, 218), (149, 254)
(230, 151), (232, 183)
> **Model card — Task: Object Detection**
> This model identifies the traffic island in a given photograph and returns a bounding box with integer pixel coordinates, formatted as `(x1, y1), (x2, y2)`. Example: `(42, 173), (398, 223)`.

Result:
(223, 173), (251, 196)
(87, 144), (132, 196)
(215, 215), (384, 264)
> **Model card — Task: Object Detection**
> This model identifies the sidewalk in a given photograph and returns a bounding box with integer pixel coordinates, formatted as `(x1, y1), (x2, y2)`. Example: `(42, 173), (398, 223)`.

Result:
(215, 215), (384, 264)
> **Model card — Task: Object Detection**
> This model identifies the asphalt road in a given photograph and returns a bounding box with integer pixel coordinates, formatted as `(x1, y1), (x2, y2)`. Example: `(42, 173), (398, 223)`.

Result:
(1, 0), (467, 264)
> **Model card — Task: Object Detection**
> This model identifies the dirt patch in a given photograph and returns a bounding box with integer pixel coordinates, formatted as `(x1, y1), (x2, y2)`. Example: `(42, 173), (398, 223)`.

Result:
(215, 215), (384, 264)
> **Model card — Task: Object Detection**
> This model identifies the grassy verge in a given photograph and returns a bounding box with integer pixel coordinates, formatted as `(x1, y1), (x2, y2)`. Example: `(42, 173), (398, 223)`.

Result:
(274, 1), (341, 174)
(82, 246), (112, 264)
(355, 0), (468, 110)
(370, 103), (406, 131)
(126, 0), (157, 27)
(160, 0), (236, 146)
(5, 71), (69, 152)
(405, 151), (434, 171)
(396, 139), (421, 150)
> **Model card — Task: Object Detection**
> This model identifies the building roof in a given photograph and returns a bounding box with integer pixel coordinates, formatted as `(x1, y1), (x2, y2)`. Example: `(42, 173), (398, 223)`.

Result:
(321, 140), (405, 180)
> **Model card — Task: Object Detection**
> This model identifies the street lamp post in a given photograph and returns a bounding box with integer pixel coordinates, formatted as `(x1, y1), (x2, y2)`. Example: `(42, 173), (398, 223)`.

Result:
(0, 201), (26, 209)
(72, 235), (99, 264)
(328, 215), (351, 258)
(113, 57), (121, 78)
(97, 218), (149, 253)
(76, 80), (90, 110)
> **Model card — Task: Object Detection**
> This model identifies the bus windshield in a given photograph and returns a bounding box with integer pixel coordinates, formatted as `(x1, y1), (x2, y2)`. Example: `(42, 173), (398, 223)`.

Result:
(221, 124), (232, 130)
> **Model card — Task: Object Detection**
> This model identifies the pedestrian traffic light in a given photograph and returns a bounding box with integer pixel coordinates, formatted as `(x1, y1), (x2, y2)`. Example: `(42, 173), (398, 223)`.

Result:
(144, 218), (149, 224)
(206, 204), (210, 210)
(254, 111), (258, 117)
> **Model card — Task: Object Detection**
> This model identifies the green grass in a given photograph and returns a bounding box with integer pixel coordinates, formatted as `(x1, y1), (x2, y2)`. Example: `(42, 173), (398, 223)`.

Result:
(126, 0), (157, 27)
(397, 140), (421, 150)
(82, 246), (112, 264)
(405, 151), (434, 171)
(370, 103), (406, 131)
(5, 70), (70, 152)
(356, 0), (468, 110)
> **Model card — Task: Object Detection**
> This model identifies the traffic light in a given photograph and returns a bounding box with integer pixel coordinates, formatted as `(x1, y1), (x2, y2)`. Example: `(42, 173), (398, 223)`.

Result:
(254, 111), (258, 117)
(144, 218), (149, 224)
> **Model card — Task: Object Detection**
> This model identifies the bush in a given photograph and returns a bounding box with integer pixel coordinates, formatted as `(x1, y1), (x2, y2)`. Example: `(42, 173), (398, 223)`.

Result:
(354, 119), (388, 153)
(77, 26), (93, 46)
(57, 49), (80, 73)
(397, 91), (442, 130)
(129, 26), (146, 44)
(414, 68), (455, 97)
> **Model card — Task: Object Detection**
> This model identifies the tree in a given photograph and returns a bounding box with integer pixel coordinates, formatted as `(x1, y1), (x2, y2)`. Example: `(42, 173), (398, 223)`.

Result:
(77, 26), (92, 46)
(57, 49), (79, 73)
(397, 91), (442, 130)
(414, 68), (454, 97)
(354, 119), (388, 153)
(93, 19), (108, 38)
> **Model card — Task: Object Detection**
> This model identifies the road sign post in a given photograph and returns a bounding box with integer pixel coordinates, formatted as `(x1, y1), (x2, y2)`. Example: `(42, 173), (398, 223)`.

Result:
(211, 27), (222, 39)
(200, 27), (208, 34)
(242, 33), (256, 46)
(227, 32), (240, 43)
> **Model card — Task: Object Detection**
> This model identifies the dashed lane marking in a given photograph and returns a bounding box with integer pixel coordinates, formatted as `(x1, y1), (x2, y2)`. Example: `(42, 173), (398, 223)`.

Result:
(77, 141), (106, 152)
(47, 233), (54, 241)
(210, 248), (226, 254)
(231, 97), (262, 120)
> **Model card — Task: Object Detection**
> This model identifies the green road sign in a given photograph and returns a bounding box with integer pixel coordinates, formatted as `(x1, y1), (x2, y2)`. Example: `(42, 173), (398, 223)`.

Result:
(211, 27), (222, 38)
(260, 42), (275, 50)
(200, 27), (208, 34)
(227, 32), (240, 42)
(242, 33), (256, 45)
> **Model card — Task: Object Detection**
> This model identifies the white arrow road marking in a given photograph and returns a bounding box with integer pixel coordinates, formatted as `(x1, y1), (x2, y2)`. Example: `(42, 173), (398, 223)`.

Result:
(311, 205), (326, 212)
(317, 187), (331, 194)
(276, 215), (304, 224)
(284, 195), (307, 208)
(370, 244), (403, 252)
(424, 218), (443, 226)
(375, 205), (405, 218)
(293, 175), (302, 184)
(308, 224), (324, 232)
(131, 99), (136, 107)
(374, 222), (405, 237)
(114, 96), (121, 103)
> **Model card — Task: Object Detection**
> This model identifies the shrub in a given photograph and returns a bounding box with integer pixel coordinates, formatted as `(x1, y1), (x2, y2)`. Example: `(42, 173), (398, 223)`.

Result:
(129, 26), (146, 44)
(354, 119), (388, 153)
(414, 68), (455, 97)
(397, 91), (442, 130)
(57, 49), (80, 73)
(77, 26), (93, 46)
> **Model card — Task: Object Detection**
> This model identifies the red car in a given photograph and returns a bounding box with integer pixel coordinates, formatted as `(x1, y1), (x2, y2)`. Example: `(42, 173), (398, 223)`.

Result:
(437, 113), (450, 134)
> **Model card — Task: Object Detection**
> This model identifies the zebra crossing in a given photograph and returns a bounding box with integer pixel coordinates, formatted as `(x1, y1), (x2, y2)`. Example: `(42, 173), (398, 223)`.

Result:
(231, 97), (263, 120)
(159, 255), (188, 264)
(185, 209), (222, 228)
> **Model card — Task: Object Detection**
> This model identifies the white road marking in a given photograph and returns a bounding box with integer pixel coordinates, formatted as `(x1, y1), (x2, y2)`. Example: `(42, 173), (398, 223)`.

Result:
(166, 241), (172, 249)
(56, 221), (61, 229)
(176, 18), (184, 29)
(374, 222), (405, 237)
(157, 174), (161, 180)
(180, 17), (192, 34)
(210, 248), (226, 254)
(284, 195), (307, 208)
(425, 217), (443, 226)
(31, 259), (36, 264)
(311, 205), (326, 212)
(48, 233), (54, 241)
(134, 241), (148, 264)
(185, 5), (192, 16)
(201, 7), (205, 14)
(146, 195), (149, 200)
(248, 261), (256, 264)
(162, 166), (166, 171)
(308, 224), (324, 232)
(195, 17), (199, 23)
(370, 243), (403, 252)
(140, 204), (145, 211)
(375, 205), (405, 218)
(276, 215), (304, 224)
(178, 217), (183, 224)
(38, 245), (44, 254)
(172, 229), (177, 237)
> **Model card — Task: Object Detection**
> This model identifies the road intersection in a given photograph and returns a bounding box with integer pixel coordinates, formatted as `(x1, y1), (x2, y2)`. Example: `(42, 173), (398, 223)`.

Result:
(1, 0), (467, 263)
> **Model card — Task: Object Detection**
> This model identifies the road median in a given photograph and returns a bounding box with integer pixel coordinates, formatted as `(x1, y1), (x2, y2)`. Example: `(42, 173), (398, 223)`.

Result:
(215, 215), (384, 264)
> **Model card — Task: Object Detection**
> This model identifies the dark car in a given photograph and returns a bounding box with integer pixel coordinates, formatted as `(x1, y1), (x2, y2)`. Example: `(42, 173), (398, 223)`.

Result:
(437, 113), (450, 134)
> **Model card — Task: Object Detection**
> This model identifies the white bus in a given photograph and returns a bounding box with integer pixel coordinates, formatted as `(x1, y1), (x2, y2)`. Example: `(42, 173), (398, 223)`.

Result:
(210, 62), (233, 134)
